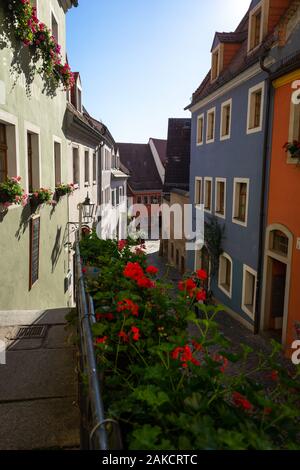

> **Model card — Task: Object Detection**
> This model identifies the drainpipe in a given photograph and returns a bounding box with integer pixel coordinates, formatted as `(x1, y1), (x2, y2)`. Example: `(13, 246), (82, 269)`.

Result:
(254, 50), (273, 335)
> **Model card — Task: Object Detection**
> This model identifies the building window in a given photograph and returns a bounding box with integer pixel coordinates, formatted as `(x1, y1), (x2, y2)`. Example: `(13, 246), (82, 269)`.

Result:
(248, 3), (263, 52)
(233, 178), (249, 226)
(51, 12), (59, 43)
(29, 216), (40, 290)
(104, 148), (111, 170)
(72, 147), (80, 186)
(112, 189), (115, 207)
(27, 132), (40, 193)
(77, 88), (82, 113)
(211, 45), (222, 81)
(93, 152), (97, 184)
(54, 141), (61, 186)
(119, 186), (123, 202)
(220, 99), (232, 140)
(0, 123), (8, 183)
(195, 177), (202, 205)
(218, 253), (233, 298)
(84, 150), (90, 185)
(204, 178), (212, 213)
(206, 108), (215, 143)
(143, 196), (148, 205)
(242, 265), (257, 318)
(197, 114), (204, 145)
(270, 230), (289, 256)
(0, 114), (18, 182)
(288, 98), (300, 163)
(116, 188), (120, 205)
(247, 83), (264, 133)
(215, 178), (226, 218)
(137, 196), (142, 204)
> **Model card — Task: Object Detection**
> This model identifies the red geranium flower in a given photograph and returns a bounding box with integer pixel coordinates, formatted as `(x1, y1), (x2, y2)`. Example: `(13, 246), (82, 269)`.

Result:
(131, 326), (140, 341)
(118, 240), (127, 251)
(270, 370), (279, 382)
(178, 279), (197, 292)
(123, 262), (144, 281)
(196, 289), (207, 301)
(117, 299), (139, 317)
(146, 265), (159, 276)
(137, 276), (155, 289)
(196, 269), (208, 281)
(96, 336), (108, 345)
(232, 392), (253, 411)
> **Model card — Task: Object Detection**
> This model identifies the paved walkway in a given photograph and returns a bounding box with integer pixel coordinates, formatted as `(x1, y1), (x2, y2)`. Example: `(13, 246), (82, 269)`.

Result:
(0, 308), (80, 450)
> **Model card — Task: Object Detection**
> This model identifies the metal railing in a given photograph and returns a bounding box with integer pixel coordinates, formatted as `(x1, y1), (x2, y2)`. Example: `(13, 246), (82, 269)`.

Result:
(75, 239), (114, 450)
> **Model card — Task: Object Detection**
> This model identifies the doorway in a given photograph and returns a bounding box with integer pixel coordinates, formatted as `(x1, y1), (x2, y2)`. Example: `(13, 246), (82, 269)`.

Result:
(261, 225), (293, 346)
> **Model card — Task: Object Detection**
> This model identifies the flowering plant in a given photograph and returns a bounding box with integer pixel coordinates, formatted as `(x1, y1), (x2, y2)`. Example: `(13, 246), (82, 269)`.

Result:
(55, 183), (76, 197)
(0, 176), (28, 207)
(283, 140), (300, 159)
(6, 0), (75, 90)
(79, 233), (300, 450)
(30, 187), (53, 206)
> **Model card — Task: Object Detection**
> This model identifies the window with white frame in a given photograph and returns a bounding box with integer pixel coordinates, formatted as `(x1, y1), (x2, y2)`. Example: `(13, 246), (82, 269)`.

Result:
(232, 178), (249, 226)
(206, 108), (215, 143)
(220, 99), (232, 140)
(204, 178), (212, 212)
(197, 114), (204, 145)
(0, 115), (18, 184)
(72, 147), (80, 186)
(242, 265), (257, 318)
(112, 188), (116, 207)
(27, 131), (40, 193)
(104, 148), (111, 171)
(248, 2), (263, 52)
(195, 177), (202, 205)
(215, 178), (226, 218)
(218, 253), (233, 298)
(211, 45), (222, 81)
(51, 12), (59, 43)
(119, 186), (123, 202)
(84, 150), (90, 185)
(54, 141), (61, 187)
(93, 152), (97, 184)
(247, 83), (264, 133)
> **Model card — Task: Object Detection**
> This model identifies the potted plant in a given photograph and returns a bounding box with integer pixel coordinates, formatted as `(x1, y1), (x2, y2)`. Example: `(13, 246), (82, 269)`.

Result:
(55, 183), (76, 198)
(283, 141), (300, 161)
(0, 177), (28, 208)
(30, 188), (53, 209)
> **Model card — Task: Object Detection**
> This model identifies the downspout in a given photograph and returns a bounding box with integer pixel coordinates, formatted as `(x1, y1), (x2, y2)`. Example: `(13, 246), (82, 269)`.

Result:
(254, 50), (273, 334)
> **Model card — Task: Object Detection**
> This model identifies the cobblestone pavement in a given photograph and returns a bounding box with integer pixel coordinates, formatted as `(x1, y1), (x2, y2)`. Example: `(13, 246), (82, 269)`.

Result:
(145, 240), (292, 379)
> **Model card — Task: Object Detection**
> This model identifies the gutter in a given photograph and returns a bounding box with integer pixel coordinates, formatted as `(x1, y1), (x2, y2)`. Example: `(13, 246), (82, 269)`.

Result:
(254, 50), (273, 335)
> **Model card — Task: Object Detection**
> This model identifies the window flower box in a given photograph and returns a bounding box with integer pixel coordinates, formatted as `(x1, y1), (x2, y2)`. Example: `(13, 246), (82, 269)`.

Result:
(55, 183), (76, 198)
(0, 177), (28, 209)
(30, 188), (53, 210)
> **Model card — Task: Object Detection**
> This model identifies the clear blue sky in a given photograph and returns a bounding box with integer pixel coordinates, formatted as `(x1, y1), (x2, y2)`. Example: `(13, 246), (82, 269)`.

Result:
(67, 0), (250, 143)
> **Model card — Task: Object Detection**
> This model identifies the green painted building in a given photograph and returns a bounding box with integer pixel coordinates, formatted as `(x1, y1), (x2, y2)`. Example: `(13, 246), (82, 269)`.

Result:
(0, 0), (78, 310)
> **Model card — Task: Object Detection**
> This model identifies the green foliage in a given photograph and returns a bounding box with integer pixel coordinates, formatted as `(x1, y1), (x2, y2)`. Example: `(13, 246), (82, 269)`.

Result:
(0, 177), (26, 205)
(81, 233), (300, 450)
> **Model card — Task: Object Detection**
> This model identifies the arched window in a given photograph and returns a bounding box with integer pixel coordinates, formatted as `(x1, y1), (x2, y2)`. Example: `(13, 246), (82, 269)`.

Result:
(269, 230), (289, 257)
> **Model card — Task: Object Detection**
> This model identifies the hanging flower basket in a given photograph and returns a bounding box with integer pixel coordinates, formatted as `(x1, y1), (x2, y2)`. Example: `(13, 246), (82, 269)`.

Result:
(6, 0), (75, 91)
(283, 141), (300, 161)
(0, 177), (28, 208)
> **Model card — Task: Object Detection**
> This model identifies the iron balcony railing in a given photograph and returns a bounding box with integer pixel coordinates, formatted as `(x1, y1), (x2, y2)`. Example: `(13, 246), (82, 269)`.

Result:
(75, 239), (122, 450)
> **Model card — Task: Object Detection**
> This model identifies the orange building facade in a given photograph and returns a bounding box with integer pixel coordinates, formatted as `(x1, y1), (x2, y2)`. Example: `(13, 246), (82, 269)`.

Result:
(261, 69), (300, 354)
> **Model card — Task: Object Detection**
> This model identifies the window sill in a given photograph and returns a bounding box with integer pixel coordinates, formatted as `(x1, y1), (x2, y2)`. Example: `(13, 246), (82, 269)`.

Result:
(247, 125), (262, 135)
(93, 181), (97, 185)
(220, 134), (230, 141)
(232, 217), (247, 227)
(84, 183), (90, 188)
(206, 138), (215, 144)
(215, 211), (225, 219)
(242, 304), (255, 319)
(218, 283), (232, 299)
(204, 208), (212, 214)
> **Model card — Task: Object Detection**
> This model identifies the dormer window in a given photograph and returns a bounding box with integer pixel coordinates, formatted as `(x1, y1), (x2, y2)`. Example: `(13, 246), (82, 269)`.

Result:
(248, 2), (264, 52)
(211, 45), (222, 81)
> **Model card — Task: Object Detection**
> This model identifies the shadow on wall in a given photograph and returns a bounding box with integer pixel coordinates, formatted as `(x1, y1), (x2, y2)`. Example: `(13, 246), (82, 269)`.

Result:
(51, 224), (68, 273)
(15, 204), (32, 240)
(0, 7), (59, 98)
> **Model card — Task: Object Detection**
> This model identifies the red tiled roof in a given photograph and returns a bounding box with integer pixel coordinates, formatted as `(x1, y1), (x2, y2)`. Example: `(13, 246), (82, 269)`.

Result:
(118, 143), (163, 192)
(151, 138), (168, 165)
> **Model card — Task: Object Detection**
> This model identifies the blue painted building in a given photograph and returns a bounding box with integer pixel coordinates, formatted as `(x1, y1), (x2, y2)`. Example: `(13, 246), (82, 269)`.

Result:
(186, 0), (300, 330)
